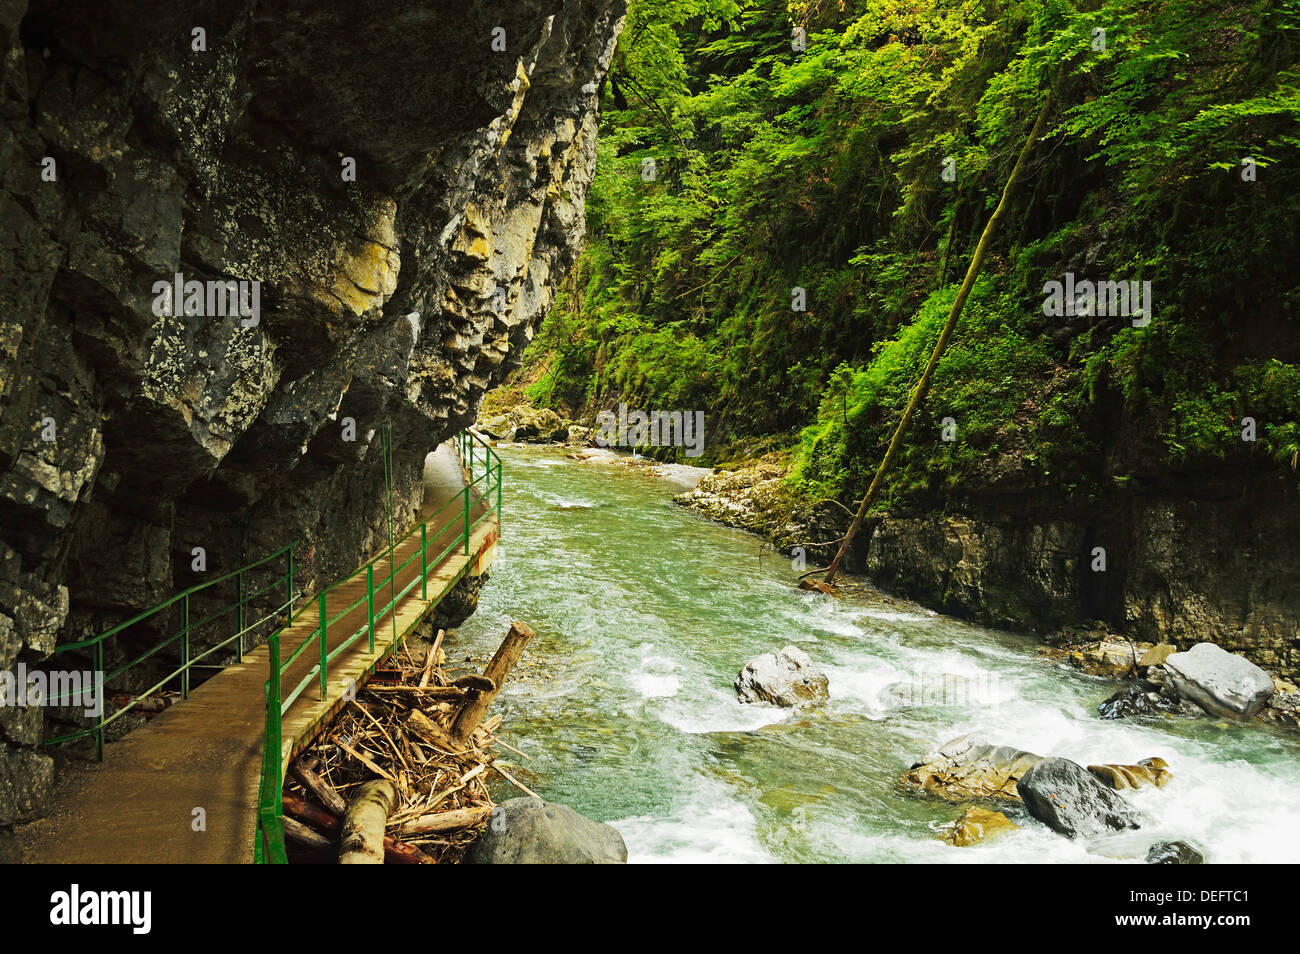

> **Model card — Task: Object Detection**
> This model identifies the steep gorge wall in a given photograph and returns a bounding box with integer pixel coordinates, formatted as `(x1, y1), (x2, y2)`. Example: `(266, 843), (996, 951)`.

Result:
(862, 478), (1300, 678)
(0, 0), (625, 848)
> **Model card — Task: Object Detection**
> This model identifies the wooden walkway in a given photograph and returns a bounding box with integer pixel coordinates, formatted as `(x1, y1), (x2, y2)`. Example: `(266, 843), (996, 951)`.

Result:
(19, 445), (497, 863)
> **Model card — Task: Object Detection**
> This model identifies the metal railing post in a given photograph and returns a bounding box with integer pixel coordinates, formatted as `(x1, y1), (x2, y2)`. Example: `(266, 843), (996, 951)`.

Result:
(93, 640), (104, 762)
(318, 592), (328, 699)
(266, 629), (284, 860)
(366, 563), (375, 653)
(464, 487), (471, 555)
(420, 523), (428, 600)
(236, 568), (245, 661)
(181, 593), (190, 699)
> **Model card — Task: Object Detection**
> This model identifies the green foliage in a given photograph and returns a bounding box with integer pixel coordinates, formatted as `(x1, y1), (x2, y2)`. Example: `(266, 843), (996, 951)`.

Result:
(521, 0), (1300, 503)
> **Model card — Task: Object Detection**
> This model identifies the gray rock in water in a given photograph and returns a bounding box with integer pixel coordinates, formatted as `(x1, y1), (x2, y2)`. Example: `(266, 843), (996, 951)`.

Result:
(1018, 757), (1143, 838)
(1098, 684), (1200, 720)
(1146, 840), (1205, 864)
(464, 798), (627, 864)
(735, 645), (829, 707)
(901, 735), (1042, 801)
(1163, 642), (1275, 719)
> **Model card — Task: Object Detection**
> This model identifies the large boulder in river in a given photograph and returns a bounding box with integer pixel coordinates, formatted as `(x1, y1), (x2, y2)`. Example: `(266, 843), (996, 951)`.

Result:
(735, 645), (829, 708)
(512, 405), (565, 442)
(1162, 642), (1275, 719)
(901, 735), (1042, 801)
(1018, 757), (1142, 837)
(464, 798), (627, 864)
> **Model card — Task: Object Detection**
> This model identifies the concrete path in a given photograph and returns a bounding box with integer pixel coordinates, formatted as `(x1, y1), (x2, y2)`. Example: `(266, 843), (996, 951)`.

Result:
(19, 444), (497, 863)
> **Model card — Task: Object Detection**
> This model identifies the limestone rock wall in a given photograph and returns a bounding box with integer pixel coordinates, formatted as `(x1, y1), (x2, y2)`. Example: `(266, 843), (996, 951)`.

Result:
(0, 0), (625, 840)
(863, 480), (1300, 677)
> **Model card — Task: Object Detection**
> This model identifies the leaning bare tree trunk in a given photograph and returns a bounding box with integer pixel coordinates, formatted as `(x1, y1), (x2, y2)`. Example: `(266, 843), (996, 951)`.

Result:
(823, 94), (1053, 585)
(450, 621), (535, 743)
(339, 779), (397, 865)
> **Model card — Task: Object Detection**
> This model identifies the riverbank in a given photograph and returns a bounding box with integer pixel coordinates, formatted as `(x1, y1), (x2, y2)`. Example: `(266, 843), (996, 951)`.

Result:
(475, 389), (1300, 734)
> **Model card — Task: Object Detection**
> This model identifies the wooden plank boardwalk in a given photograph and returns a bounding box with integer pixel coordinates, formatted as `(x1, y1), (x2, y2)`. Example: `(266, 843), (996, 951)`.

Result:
(20, 445), (497, 863)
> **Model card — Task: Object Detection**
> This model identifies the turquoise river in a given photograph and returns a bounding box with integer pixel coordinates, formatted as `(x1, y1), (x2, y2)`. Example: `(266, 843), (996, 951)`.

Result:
(451, 444), (1300, 863)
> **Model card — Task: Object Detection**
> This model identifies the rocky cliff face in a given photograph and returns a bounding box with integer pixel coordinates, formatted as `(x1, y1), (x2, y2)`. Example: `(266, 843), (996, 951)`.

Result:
(0, 0), (625, 850)
(864, 478), (1300, 677)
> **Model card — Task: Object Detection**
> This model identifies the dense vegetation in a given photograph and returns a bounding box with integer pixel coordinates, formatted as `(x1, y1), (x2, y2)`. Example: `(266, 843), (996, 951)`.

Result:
(522, 0), (1300, 512)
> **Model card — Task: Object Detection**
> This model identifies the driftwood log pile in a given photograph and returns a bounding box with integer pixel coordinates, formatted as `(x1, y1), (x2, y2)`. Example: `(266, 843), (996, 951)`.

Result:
(281, 621), (536, 863)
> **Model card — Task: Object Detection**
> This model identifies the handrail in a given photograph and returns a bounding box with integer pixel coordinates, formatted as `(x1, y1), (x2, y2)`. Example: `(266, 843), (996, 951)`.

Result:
(254, 431), (501, 863)
(43, 541), (297, 761)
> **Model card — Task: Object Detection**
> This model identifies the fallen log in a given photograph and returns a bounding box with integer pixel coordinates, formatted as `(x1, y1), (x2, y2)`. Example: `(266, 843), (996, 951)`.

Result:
(290, 757), (347, 816)
(363, 685), (467, 700)
(340, 780), (399, 864)
(419, 632), (444, 688)
(407, 708), (464, 753)
(282, 792), (432, 865)
(400, 806), (491, 836)
(283, 815), (333, 851)
(450, 621), (535, 743)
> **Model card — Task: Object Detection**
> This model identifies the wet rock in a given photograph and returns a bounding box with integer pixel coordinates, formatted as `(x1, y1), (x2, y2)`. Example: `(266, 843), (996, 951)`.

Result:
(674, 458), (797, 539)
(734, 645), (829, 708)
(1087, 757), (1171, 790)
(464, 797), (626, 864)
(1017, 757), (1142, 838)
(567, 425), (591, 444)
(1260, 678), (1300, 731)
(938, 806), (1019, 846)
(479, 415), (515, 442)
(511, 405), (564, 442)
(428, 572), (489, 633)
(1163, 642), (1275, 719)
(1039, 637), (1150, 678)
(1139, 643), (1178, 669)
(1097, 683), (1200, 720)
(1147, 840), (1204, 864)
(901, 735), (1042, 802)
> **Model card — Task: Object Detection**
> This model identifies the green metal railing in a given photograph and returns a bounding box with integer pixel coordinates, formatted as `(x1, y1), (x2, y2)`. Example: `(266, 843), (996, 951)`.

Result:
(255, 430), (501, 863)
(43, 543), (297, 761)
